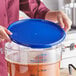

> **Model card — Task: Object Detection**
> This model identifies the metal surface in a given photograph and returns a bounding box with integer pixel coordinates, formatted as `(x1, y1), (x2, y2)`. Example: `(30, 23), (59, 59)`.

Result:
(58, 0), (76, 28)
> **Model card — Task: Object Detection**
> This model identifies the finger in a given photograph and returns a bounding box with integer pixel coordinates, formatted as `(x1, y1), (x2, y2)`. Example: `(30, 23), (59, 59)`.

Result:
(63, 17), (71, 32)
(4, 28), (12, 35)
(0, 35), (6, 40)
(0, 38), (2, 42)
(0, 30), (11, 42)
(63, 20), (69, 31)
(0, 35), (2, 42)
(0, 35), (4, 40)
(61, 12), (72, 31)
(64, 24), (69, 32)
(0, 37), (4, 42)
(57, 14), (64, 28)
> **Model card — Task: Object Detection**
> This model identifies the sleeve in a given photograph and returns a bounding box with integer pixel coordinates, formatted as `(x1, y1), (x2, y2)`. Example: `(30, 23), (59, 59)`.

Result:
(19, 0), (49, 19)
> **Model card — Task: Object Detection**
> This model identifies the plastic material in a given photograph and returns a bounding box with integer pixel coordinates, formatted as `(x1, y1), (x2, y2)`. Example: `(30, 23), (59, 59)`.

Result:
(8, 19), (66, 48)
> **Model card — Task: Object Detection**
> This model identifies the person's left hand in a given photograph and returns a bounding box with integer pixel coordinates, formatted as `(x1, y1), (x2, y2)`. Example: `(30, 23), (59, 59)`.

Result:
(45, 11), (72, 32)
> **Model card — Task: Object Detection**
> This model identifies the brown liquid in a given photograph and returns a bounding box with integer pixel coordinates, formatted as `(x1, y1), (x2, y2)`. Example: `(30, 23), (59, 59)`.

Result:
(6, 54), (60, 76)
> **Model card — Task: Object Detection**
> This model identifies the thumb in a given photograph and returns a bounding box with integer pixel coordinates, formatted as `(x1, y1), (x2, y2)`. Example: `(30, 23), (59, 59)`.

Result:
(4, 28), (12, 35)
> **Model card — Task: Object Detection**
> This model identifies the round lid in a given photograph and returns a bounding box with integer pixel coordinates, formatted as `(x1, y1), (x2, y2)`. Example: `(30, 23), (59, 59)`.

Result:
(8, 19), (66, 48)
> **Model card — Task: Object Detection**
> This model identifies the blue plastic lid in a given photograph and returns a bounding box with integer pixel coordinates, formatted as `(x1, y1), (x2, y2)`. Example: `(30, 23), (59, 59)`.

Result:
(8, 19), (66, 48)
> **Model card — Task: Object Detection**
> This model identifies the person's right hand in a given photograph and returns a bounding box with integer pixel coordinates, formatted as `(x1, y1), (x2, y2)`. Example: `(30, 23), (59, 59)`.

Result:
(0, 25), (12, 42)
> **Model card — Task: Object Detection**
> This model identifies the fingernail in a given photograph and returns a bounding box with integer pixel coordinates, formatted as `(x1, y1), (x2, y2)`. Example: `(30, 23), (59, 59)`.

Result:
(10, 32), (13, 35)
(62, 25), (64, 28)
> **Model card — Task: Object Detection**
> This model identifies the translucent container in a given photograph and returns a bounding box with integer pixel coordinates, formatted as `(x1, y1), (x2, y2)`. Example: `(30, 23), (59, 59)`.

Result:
(5, 42), (62, 76)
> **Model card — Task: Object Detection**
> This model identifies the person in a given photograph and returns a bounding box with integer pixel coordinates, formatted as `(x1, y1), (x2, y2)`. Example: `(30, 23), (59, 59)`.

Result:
(0, 0), (72, 76)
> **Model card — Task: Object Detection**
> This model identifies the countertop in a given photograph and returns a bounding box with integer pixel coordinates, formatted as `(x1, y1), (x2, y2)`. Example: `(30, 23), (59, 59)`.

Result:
(60, 69), (76, 76)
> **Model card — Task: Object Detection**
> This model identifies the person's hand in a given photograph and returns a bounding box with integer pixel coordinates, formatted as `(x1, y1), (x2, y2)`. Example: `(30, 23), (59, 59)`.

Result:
(0, 25), (12, 42)
(45, 11), (72, 32)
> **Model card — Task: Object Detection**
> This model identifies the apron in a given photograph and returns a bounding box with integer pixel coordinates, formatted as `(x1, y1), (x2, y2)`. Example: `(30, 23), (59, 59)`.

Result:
(0, 0), (19, 76)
